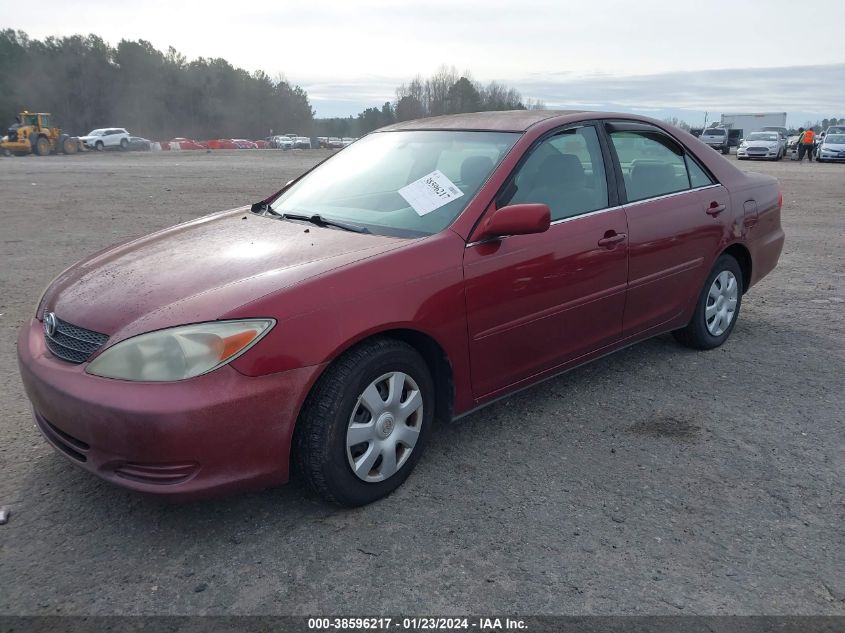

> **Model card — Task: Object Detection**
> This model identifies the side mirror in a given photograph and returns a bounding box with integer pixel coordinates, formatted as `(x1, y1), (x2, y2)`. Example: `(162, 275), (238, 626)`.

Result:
(475, 203), (551, 241)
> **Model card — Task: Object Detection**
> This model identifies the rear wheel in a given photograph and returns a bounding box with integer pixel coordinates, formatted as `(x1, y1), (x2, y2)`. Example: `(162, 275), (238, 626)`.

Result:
(721, 145), (730, 155)
(295, 338), (434, 506)
(62, 136), (78, 154)
(673, 254), (743, 350)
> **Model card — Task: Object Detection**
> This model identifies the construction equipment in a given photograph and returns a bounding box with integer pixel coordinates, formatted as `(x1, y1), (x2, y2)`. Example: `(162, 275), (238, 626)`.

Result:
(0, 111), (81, 157)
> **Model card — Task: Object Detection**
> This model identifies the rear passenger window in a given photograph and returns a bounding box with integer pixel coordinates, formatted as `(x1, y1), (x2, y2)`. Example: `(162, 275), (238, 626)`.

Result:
(610, 131), (690, 202)
(685, 155), (714, 188)
(500, 126), (608, 221)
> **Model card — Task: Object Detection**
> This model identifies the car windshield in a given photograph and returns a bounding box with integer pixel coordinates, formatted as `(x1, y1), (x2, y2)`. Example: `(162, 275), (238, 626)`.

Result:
(825, 134), (845, 144)
(704, 129), (725, 136)
(88, 130), (104, 136)
(270, 130), (519, 237)
(827, 127), (845, 135)
(748, 133), (778, 141)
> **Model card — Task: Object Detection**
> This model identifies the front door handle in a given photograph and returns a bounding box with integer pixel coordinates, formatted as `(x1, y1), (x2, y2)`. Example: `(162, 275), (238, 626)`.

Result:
(706, 202), (727, 216)
(597, 232), (627, 247)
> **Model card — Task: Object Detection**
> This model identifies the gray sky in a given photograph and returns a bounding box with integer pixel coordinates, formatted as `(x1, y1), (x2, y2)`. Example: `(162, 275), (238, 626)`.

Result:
(3, 0), (843, 123)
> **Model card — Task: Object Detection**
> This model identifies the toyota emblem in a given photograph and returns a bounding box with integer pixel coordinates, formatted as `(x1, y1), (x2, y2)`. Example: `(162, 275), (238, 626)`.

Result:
(44, 312), (58, 337)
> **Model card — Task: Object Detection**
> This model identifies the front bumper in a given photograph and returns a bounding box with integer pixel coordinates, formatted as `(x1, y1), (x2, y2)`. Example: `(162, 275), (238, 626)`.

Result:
(17, 318), (325, 500)
(737, 148), (780, 159)
(818, 152), (845, 161)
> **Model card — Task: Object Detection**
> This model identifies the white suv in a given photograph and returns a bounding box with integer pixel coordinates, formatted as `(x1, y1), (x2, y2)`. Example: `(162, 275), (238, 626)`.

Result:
(79, 128), (131, 151)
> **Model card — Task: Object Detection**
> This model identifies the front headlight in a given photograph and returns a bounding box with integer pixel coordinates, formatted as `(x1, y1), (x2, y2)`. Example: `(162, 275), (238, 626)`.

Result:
(86, 319), (275, 382)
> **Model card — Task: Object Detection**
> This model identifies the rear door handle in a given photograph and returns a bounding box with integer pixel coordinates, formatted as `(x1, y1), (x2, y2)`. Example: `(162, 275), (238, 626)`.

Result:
(706, 202), (726, 216)
(597, 232), (627, 247)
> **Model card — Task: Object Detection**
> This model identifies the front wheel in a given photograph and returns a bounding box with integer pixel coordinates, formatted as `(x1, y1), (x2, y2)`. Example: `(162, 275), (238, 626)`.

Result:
(34, 136), (51, 156)
(673, 254), (743, 350)
(120, 138), (128, 151)
(95, 141), (104, 151)
(295, 338), (434, 506)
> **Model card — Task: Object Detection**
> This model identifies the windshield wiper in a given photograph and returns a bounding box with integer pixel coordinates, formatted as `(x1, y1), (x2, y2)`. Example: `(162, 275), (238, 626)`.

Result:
(280, 212), (370, 234)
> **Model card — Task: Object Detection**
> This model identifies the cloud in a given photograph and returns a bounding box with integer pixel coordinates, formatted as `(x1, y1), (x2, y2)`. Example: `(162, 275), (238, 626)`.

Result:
(512, 64), (845, 113)
(305, 64), (845, 122)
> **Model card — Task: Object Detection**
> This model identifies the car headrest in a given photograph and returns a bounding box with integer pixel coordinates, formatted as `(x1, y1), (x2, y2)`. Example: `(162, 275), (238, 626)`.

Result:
(534, 153), (585, 191)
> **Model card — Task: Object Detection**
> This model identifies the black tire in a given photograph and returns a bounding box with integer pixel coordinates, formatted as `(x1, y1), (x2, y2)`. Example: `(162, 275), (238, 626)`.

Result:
(62, 136), (78, 154)
(34, 135), (51, 156)
(120, 138), (128, 151)
(673, 254), (744, 350)
(295, 337), (435, 506)
(95, 141), (104, 151)
(721, 145), (730, 155)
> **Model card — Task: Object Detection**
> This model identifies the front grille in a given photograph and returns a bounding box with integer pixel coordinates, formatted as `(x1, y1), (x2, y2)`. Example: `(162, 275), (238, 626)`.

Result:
(44, 316), (109, 364)
(748, 146), (769, 152)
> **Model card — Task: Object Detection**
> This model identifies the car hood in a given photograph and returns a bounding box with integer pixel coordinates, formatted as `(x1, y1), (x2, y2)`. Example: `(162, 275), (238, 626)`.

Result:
(821, 142), (845, 150)
(42, 208), (407, 342)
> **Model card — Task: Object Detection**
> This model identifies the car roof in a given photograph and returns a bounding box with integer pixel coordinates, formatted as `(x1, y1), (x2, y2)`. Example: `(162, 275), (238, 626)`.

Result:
(377, 110), (586, 132)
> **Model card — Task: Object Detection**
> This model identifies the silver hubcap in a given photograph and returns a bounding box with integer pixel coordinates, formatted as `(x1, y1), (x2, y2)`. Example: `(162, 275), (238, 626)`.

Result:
(705, 270), (738, 336)
(346, 372), (423, 482)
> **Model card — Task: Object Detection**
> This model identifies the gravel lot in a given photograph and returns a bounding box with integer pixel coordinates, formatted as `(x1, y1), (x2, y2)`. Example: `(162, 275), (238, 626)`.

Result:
(0, 150), (843, 616)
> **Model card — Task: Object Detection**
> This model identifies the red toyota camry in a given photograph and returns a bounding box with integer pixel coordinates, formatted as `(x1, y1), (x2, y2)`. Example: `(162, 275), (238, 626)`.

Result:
(17, 111), (784, 506)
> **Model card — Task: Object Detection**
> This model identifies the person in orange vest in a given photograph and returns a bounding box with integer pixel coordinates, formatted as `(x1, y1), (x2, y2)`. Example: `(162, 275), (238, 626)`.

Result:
(798, 127), (816, 162)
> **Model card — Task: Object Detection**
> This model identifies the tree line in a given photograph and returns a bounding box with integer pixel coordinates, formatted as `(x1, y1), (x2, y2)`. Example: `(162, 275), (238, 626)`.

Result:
(0, 29), (314, 140)
(0, 33), (540, 141)
(315, 66), (544, 138)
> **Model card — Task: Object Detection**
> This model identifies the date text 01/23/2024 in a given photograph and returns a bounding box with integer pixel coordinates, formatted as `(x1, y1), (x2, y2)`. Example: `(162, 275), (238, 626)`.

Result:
(307, 617), (527, 631)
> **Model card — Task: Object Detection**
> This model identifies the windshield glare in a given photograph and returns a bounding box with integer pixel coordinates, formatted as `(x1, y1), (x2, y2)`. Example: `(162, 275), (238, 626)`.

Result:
(271, 130), (518, 237)
(748, 133), (778, 141)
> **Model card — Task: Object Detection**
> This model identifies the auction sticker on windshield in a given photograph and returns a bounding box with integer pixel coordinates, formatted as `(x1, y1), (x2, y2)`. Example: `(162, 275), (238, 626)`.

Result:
(398, 170), (464, 216)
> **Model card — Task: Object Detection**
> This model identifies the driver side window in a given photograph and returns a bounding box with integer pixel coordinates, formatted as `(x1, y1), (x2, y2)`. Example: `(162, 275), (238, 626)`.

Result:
(499, 126), (609, 221)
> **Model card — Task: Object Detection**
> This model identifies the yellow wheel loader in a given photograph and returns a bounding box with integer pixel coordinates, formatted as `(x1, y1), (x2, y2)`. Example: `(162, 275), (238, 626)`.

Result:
(0, 111), (81, 157)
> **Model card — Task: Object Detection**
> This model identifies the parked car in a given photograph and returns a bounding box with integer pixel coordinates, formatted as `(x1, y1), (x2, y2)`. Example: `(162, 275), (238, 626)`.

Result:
(699, 127), (741, 154)
(294, 136), (312, 149)
(736, 131), (784, 160)
(170, 138), (207, 150)
(79, 128), (130, 151)
(816, 125), (845, 151)
(341, 137), (356, 147)
(815, 133), (845, 162)
(328, 136), (343, 148)
(18, 111), (784, 506)
(126, 136), (151, 151)
(268, 135), (293, 150)
(232, 139), (259, 149)
(207, 139), (240, 150)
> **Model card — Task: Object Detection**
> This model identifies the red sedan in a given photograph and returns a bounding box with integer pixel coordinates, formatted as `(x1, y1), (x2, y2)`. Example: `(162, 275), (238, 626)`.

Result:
(18, 111), (784, 505)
